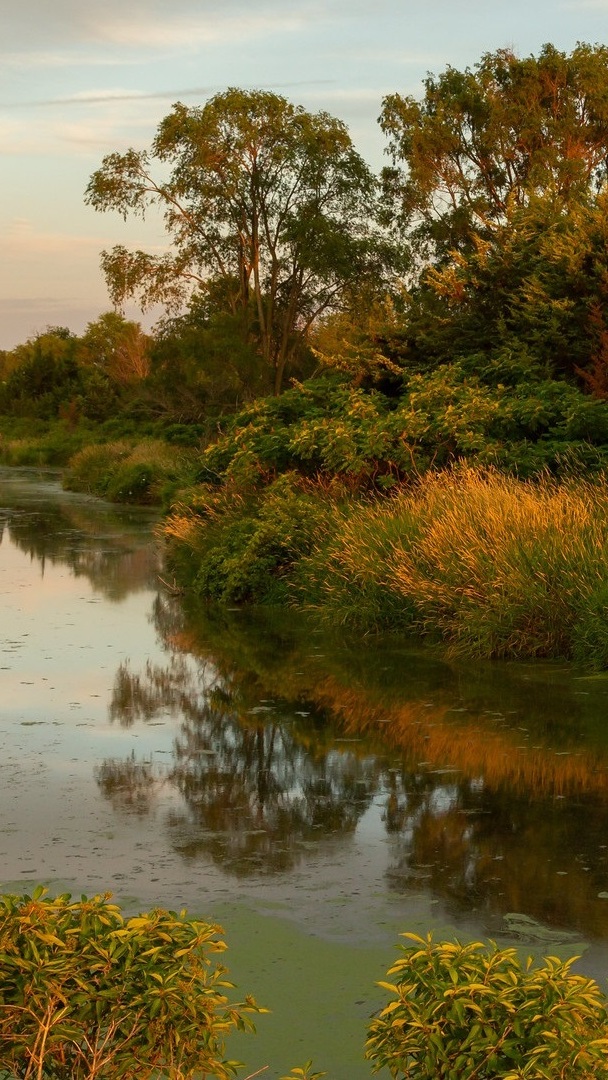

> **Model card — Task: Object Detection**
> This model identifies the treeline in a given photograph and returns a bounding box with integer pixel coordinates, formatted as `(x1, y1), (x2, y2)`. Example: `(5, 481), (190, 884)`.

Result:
(6, 44), (608, 659)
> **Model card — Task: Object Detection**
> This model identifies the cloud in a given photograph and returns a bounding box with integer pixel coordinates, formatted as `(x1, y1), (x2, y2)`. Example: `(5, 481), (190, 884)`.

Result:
(1, 50), (140, 70)
(2, 218), (107, 259)
(1, 218), (168, 258)
(2, 1), (321, 50)
(1, 80), (334, 110)
(97, 12), (306, 48)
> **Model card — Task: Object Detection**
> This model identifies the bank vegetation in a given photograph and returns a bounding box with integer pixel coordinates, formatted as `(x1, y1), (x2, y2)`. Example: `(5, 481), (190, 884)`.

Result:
(4, 45), (608, 662)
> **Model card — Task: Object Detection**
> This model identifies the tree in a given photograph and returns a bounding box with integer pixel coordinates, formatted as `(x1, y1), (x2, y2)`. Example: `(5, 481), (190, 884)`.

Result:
(79, 312), (151, 386)
(86, 88), (394, 395)
(380, 43), (608, 262)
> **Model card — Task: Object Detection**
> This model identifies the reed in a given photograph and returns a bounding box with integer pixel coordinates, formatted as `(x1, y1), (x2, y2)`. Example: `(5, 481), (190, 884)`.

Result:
(302, 467), (608, 662)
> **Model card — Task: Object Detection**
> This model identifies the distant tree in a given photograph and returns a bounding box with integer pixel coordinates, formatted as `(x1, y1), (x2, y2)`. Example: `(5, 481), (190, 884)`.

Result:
(380, 43), (608, 262)
(86, 88), (396, 394)
(0, 328), (118, 422)
(79, 312), (151, 385)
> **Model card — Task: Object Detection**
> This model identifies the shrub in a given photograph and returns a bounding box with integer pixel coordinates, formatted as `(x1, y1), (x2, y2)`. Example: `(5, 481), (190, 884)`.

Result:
(164, 474), (335, 603)
(63, 440), (133, 496)
(366, 932), (608, 1080)
(65, 440), (195, 505)
(0, 888), (262, 1080)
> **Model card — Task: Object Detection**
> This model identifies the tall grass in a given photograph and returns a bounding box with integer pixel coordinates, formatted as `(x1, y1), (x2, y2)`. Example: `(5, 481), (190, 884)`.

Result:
(299, 467), (608, 663)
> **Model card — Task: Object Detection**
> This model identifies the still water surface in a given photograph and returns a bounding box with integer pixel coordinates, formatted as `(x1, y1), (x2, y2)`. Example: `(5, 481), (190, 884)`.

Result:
(3, 467), (608, 1076)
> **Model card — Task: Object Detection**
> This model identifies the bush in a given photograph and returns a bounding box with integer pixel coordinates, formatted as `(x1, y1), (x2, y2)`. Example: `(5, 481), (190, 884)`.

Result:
(164, 474), (335, 603)
(366, 932), (608, 1080)
(0, 888), (262, 1080)
(63, 440), (133, 495)
(0, 419), (94, 466)
(65, 440), (196, 505)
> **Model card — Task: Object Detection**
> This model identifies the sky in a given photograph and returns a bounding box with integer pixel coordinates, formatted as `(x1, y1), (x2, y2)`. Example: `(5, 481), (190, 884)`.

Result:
(2, 0), (608, 350)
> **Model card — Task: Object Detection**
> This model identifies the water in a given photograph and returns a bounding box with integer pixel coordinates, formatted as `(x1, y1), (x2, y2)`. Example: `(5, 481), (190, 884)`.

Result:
(3, 466), (608, 1077)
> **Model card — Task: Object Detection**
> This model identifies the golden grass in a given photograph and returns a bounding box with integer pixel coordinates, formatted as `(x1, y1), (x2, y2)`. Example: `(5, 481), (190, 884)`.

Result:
(310, 467), (608, 659)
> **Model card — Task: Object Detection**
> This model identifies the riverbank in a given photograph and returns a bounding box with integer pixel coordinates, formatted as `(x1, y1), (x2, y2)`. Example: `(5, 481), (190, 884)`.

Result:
(5, 404), (608, 666)
(162, 467), (608, 667)
(0, 417), (200, 505)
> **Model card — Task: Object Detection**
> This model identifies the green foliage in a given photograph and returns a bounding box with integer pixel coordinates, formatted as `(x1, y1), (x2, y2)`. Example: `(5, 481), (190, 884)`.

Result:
(366, 932), (608, 1079)
(380, 43), (608, 260)
(0, 329), (119, 423)
(147, 294), (278, 420)
(64, 440), (195, 505)
(192, 370), (608, 496)
(0, 421), (92, 467)
(86, 88), (395, 394)
(165, 474), (335, 603)
(0, 887), (262, 1080)
(280, 1064), (326, 1080)
(79, 312), (151, 386)
(402, 195), (608, 390)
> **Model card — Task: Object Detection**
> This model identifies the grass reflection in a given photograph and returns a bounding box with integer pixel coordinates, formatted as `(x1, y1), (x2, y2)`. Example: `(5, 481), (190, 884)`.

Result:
(96, 599), (608, 939)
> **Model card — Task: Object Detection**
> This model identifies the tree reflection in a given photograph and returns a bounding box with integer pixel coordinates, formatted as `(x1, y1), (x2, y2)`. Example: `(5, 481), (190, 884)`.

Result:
(2, 492), (159, 599)
(95, 752), (167, 816)
(101, 653), (376, 875)
(97, 596), (608, 938)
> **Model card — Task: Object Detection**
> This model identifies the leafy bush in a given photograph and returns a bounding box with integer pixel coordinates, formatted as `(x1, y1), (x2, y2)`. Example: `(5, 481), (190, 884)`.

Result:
(65, 439), (196, 505)
(366, 932), (608, 1080)
(0, 888), (262, 1080)
(164, 474), (335, 603)
(193, 369), (608, 503)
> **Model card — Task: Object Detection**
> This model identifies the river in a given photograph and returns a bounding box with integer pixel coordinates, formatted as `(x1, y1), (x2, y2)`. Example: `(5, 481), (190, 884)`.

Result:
(2, 466), (608, 1078)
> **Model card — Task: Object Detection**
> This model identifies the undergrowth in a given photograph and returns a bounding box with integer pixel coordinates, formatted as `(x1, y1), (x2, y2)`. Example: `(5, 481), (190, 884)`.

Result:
(164, 466), (608, 665)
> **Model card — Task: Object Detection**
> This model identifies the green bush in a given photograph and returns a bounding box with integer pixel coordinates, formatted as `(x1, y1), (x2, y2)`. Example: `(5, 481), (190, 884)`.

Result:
(64, 439), (196, 505)
(0, 419), (94, 466)
(62, 440), (133, 495)
(366, 932), (608, 1080)
(193, 370), (608, 498)
(165, 474), (335, 603)
(0, 888), (262, 1080)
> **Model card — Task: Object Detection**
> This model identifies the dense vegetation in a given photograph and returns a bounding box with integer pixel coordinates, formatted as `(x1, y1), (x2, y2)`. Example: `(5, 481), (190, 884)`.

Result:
(5, 44), (608, 660)
(0, 888), (263, 1080)
(2, 891), (607, 1080)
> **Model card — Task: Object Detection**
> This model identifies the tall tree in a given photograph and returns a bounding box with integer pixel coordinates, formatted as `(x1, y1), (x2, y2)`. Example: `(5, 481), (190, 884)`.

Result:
(86, 88), (393, 394)
(380, 43), (608, 262)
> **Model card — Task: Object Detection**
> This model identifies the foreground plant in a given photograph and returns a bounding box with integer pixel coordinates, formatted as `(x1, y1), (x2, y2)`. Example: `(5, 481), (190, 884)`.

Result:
(0, 888), (263, 1080)
(366, 932), (608, 1079)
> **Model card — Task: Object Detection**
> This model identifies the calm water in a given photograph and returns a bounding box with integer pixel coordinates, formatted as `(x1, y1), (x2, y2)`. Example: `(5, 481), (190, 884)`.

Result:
(3, 467), (608, 1077)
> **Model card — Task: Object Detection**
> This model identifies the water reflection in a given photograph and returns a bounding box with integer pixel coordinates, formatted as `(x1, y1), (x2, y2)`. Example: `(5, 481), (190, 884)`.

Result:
(98, 598), (608, 941)
(0, 468), (159, 599)
(99, 650), (376, 875)
(3, 468), (608, 951)
(5, 466), (608, 1080)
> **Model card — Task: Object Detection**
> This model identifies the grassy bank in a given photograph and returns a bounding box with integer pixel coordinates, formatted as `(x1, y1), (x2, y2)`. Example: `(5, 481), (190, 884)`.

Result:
(163, 467), (608, 666)
(5, 389), (608, 666)
(64, 438), (198, 505)
(0, 418), (201, 507)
